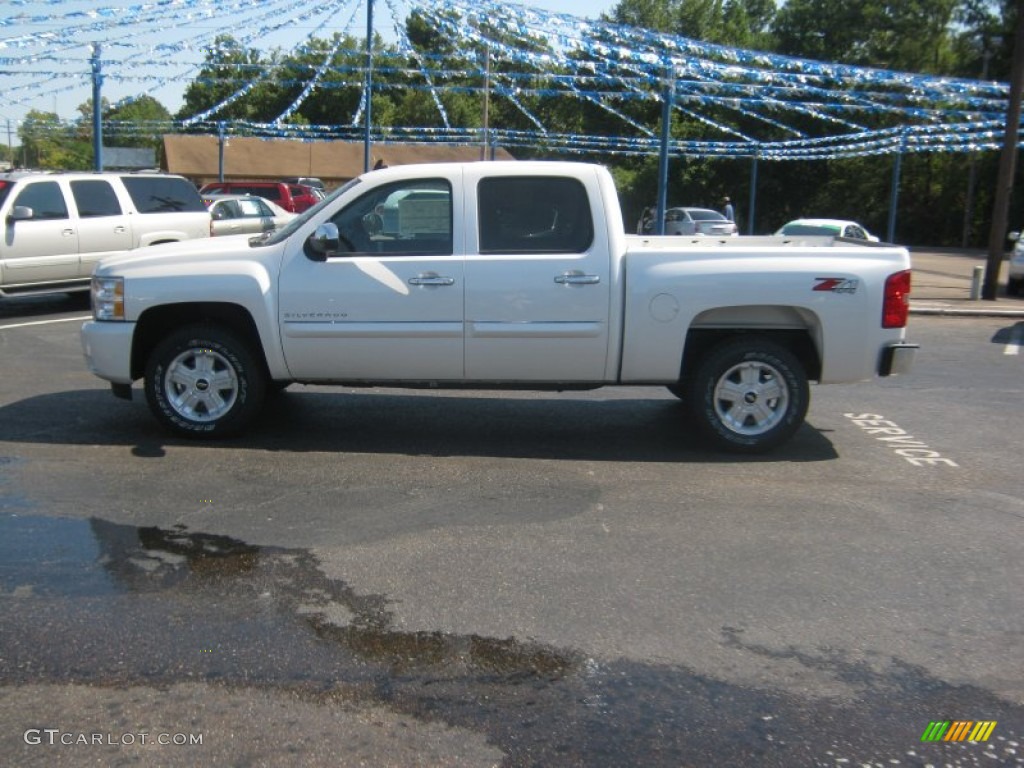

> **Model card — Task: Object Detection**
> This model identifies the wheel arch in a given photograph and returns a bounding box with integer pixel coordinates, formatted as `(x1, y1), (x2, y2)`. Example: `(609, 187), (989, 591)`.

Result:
(682, 305), (823, 383)
(131, 302), (267, 380)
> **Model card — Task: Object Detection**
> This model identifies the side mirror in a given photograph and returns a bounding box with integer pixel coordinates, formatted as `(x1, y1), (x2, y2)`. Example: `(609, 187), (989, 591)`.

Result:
(8, 206), (34, 222)
(306, 222), (340, 261)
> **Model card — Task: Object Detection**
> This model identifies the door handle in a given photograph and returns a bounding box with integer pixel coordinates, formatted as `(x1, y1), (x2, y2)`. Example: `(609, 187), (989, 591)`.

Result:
(409, 276), (455, 286)
(555, 273), (601, 285)
(114, 226), (127, 234)
(62, 228), (75, 237)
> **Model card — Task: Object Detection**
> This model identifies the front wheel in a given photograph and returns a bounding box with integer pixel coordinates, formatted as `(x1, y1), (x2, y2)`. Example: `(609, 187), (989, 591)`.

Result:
(687, 338), (809, 453)
(144, 324), (266, 438)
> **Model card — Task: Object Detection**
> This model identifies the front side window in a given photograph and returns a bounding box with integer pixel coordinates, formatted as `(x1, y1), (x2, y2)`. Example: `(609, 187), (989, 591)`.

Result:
(13, 181), (68, 220)
(328, 179), (452, 256)
(71, 180), (122, 217)
(478, 177), (594, 254)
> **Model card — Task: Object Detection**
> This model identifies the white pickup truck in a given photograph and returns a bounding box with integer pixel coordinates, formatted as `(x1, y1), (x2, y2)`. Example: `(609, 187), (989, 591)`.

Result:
(81, 161), (917, 452)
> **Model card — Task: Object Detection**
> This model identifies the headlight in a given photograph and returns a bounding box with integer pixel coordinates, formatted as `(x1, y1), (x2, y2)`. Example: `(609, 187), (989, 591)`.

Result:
(91, 276), (125, 321)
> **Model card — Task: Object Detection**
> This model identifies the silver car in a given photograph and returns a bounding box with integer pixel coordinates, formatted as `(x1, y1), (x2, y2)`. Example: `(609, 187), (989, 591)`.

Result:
(664, 207), (738, 236)
(203, 194), (295, 237)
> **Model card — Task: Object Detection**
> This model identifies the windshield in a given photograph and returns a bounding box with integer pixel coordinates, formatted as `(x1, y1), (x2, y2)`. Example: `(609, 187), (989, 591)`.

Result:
(251, 178), (362, 247)
(780, 223), (840, 236)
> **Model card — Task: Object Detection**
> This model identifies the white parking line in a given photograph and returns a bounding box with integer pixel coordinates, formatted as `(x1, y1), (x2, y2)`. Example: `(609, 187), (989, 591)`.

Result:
(0, 315), (91, 331)
(1005, 323), (1023, 356)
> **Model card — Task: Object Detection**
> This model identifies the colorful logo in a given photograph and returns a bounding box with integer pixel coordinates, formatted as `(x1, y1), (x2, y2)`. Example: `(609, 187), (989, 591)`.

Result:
(921, 721), (997, 742)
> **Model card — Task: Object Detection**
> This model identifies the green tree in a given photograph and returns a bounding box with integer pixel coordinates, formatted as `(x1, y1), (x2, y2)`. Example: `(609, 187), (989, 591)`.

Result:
(104, 95), (172, 147)
(177, 35), (284, 124)
(18, 110), (91, 170)
(771, 0), (958, 73)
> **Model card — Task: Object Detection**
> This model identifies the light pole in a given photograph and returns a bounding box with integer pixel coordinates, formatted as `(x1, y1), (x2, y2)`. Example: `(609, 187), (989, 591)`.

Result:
(363, 0), (373, 173)
(91, 44), (104, 171)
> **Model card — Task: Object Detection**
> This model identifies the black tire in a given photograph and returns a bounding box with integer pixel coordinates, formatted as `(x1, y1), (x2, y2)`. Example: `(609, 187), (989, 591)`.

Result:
(144, 324), (266, 438)
(1008, 278), (1023, 297)
(686, 337), (809, 453)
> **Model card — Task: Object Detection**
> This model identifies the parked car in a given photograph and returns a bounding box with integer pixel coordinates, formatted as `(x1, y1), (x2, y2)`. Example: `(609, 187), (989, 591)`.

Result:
(0, 171), (210, 298)
(203, 194), (295, 237)
(639, 207), (738, 236)
(1006, 231), (1024, 296)
(776, 218), (879, 242)
(198, 181), (320, 213)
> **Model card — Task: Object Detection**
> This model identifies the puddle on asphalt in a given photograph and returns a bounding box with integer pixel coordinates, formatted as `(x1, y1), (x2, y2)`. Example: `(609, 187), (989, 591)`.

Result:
(1, 512), (1021, 767)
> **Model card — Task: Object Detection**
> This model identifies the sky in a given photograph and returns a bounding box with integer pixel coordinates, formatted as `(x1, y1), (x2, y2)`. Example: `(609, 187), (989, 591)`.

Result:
(0, 0), (619, 138)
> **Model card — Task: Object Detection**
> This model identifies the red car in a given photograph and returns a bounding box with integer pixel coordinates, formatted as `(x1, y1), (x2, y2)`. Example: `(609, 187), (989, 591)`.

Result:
(198, 181), (319, 213)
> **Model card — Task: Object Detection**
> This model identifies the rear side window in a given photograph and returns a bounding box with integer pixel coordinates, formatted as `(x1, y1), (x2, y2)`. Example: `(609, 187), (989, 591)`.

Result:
(478, 177), (594, 254)
(13, 181), (68, 220)
(120, 176), (206, 213)
(71, 180), (122, 217)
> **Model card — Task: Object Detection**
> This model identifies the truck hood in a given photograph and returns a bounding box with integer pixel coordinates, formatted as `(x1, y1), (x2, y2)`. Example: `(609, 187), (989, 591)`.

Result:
(94, 235), (280, 277)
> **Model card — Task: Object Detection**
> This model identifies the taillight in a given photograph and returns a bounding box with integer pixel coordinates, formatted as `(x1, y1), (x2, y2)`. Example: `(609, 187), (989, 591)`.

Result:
(882, 270), (911, 328)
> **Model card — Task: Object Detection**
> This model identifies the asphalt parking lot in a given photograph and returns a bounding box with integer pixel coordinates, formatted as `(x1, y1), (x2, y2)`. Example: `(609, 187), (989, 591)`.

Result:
(0, 255), (1021, 767)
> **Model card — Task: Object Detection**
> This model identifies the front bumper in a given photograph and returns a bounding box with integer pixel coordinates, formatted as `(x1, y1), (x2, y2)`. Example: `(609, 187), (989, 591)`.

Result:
(878, 342), (919, 376)
(81, 320), (135, 385)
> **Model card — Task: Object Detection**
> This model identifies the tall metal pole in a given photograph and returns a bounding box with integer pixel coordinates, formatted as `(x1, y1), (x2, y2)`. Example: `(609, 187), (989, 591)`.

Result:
(218, 121), (226, 182)
(481, 46), (491, 161)
(363, 0), (374, 173)
(983, 6), (1024, 300)
(747, 151), (758, 236)
(91, 44), (104, 172)
(655, 66), (674, 236)
(962, 50), (992, 248)
(887, 132), (904, 243)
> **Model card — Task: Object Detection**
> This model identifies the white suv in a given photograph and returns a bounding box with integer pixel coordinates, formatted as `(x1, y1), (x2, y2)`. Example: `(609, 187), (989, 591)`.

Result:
(0, 171), (210, 298)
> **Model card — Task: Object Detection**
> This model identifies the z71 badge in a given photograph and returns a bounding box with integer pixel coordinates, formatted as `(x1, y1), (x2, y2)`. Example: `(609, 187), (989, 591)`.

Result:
(813, 277), (859, 294)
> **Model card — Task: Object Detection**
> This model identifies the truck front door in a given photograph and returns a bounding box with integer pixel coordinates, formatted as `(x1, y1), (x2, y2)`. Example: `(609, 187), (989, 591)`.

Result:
(464, 173), (611, 382)
(278, 177), (465, 382)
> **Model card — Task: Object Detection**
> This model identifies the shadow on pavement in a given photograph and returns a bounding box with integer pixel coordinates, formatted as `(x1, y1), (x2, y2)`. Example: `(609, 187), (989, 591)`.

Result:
(0, 387), (839, 463)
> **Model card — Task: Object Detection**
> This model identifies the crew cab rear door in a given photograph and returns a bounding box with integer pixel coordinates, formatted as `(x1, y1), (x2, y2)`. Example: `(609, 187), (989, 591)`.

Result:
(463, 170), (611, 381)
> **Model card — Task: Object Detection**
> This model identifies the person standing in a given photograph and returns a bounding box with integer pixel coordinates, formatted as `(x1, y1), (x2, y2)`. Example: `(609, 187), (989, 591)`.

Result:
(721, 196), (735, 221)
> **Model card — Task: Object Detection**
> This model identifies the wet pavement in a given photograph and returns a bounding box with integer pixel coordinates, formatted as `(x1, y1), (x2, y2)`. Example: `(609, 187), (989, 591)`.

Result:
(2, 512), (1021, 767)
(1, 254), (1022, 766)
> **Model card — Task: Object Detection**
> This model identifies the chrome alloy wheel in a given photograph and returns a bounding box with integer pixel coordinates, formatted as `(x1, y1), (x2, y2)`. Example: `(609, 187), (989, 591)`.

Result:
(711, 360), (790, 436)
(162, 346), (240, 423)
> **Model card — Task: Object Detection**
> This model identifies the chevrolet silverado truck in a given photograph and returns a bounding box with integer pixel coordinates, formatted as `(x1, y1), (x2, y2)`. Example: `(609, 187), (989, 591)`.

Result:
(81, 161), (917, 453)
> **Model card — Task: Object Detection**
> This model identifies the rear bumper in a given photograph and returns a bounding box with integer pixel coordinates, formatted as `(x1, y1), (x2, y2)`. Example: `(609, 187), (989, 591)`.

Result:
(878, 342), (919, 376)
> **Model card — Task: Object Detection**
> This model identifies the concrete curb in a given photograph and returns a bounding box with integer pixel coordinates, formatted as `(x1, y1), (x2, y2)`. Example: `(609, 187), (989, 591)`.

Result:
(910, 304), (1024, 318)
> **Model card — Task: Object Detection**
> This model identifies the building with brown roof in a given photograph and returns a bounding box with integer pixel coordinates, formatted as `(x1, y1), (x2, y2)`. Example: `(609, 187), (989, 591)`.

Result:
(162, 135), (514, 189)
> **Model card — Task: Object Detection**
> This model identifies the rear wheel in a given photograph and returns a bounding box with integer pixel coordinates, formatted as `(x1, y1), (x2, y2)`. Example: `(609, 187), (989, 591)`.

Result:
(687, 337), (809, 453)
(144, 324), (266, 438)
